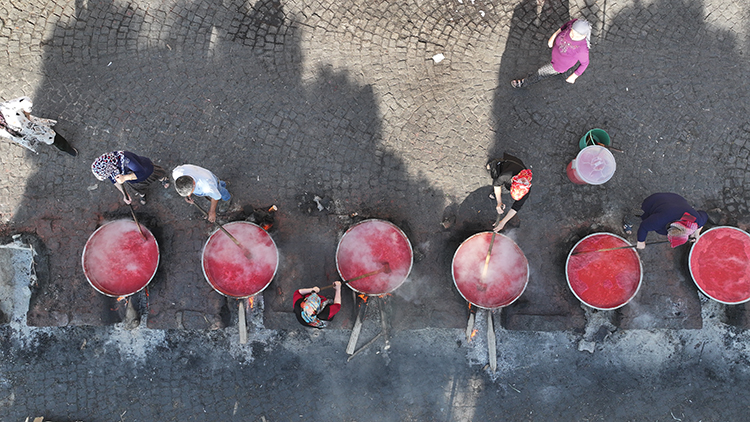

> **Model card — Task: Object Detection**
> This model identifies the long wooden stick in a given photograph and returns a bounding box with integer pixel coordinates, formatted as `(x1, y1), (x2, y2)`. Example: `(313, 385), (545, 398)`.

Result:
(596, 142), (624, 153)
(192, 201), (253, 262)
(346, 298), (368, 355)
(481, 231), (497, 279)
(347, 332), (383, 362)
(238, 299), (248, 344)
(123, 188), (147, 240)
(487, 310), (497, 373)
(571, 240), (669, 255)
(466, 304), (477, 342)
(320, 262), (391, 291)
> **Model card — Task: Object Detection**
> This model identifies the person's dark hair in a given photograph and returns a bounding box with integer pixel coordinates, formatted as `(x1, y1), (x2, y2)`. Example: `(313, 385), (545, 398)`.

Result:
(175, 176), (195, 196)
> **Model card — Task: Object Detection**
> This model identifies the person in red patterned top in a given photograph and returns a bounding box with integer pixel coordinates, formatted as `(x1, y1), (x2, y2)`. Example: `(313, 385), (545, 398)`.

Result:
(511, 19), (591, 88)
(293, 281), (342, 328)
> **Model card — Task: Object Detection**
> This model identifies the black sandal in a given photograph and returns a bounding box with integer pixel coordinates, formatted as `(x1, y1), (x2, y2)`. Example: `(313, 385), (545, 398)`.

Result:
(622, 216), (634, 235)
(511, 79), (524, 88)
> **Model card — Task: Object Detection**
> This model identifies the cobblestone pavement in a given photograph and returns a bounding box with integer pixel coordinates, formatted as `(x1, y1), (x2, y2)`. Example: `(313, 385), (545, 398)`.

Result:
(2, 0), (750, 418)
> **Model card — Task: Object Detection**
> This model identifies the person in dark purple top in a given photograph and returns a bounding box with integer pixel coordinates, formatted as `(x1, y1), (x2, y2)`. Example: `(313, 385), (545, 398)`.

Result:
(511, 19), (591, 88)
(633, 193), (708, 249)
(91, 151), (169, 205)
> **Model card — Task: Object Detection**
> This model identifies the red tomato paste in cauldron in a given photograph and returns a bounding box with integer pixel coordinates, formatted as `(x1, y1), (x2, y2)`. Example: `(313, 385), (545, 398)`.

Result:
(452, 232), (529, 309)
(689, 226), (750, 304)
(82, 219), (159, 297)
(566, 233), (642, 310)
(202, 221), (278, 298)
(336, 219), (413, 295)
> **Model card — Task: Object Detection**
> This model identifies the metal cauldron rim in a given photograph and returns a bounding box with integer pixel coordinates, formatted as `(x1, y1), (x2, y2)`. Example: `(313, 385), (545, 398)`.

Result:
(335, 218), (413, 296)
(688, 226), (750, 305)
(201, 221), (279, 299)
(81, 219), (160, 298)
(451, 231), (529, 310)
(565, 232), (643, 310)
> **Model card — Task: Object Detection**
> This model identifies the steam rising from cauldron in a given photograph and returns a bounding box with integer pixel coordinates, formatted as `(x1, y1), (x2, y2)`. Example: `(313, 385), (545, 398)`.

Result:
(337, 220), (412, 295)
(453, 233), (528, 308)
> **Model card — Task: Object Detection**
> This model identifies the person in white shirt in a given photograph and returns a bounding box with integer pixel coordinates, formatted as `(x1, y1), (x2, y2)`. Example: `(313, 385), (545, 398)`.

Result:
(172, 164), (231, 222)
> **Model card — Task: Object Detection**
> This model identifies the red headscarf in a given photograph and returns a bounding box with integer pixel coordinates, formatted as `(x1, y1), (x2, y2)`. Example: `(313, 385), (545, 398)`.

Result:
(668, 213), (698, 248)
(510, 169), (532, 200)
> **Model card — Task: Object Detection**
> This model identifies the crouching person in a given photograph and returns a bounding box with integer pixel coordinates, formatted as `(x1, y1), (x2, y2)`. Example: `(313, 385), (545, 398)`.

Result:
(293, 281), (342, 328)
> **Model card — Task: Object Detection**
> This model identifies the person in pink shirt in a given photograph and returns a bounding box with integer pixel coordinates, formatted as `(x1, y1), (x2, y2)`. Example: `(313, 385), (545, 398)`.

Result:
(511, 19), (591, 88)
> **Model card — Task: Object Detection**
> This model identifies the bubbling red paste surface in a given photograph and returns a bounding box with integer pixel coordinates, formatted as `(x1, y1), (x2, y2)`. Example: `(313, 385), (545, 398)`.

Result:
(452, 232), (528, 309)
(567, 233), (641, 309)
(336, 220), (413, 295)
(689, 227), (750, 304)
(202, 222), (278, 297)
(82, 220), (159, 297)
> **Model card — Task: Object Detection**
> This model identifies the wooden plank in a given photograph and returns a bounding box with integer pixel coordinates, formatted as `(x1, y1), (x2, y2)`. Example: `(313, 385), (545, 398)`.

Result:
(487, 310), (497, 373)
(238, 299), (248, 344)
(346, 298), (368, 355)
(347, 332), (383, 362)
(379, 297), (390, 351)
(465, 304), (477, 342)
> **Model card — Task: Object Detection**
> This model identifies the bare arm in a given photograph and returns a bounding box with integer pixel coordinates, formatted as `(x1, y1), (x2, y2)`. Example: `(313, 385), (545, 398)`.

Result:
(208, 198), (219, 222)
(113, 182), (131, 204)
(298, 287), (320, 296)
(333, 281), (342, 304)
(115, 174), (137, 183)
(548, 28), (562, 48)
(689, 226), (703, 242)
(494, 186), (505, 214)
(494, 209), (517, 232)
(113, 174), (138, 204)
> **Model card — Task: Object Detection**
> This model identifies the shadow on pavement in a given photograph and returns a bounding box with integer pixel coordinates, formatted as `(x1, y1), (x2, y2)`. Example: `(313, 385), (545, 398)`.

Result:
(3, 0), (466, 329)
(487, 0), (750, 331)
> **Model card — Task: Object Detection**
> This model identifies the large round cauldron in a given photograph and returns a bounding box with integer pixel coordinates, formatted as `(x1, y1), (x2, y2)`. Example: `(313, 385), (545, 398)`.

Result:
(202, 221), (279, 298)
(689, 226), (750, 304)
(566, 232), (642, 310)
(452, 232), (529, 309)
(82, 219), (159, 297)
(336, 219), (413, 295)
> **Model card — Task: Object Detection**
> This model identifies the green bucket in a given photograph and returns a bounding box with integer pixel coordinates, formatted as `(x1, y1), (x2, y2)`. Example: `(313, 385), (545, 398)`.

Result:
(579, 129), (611, 150)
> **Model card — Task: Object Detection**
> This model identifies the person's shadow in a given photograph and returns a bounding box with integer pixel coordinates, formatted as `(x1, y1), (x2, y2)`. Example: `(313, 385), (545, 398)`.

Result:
(494, 0), (571, 107)
(485, 0), (591, 332)
(12, 0), (449, 330)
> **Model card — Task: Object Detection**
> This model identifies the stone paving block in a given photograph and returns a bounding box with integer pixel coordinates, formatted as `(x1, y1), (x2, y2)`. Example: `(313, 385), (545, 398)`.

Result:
(502, 246), (588, 332)
(618, 243), (702, 330)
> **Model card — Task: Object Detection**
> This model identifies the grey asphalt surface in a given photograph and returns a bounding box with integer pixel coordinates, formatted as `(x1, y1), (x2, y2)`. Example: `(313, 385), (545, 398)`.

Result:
(2, 0), (750, 419)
